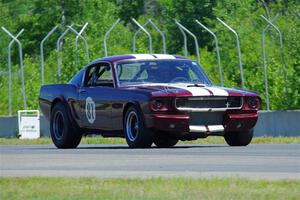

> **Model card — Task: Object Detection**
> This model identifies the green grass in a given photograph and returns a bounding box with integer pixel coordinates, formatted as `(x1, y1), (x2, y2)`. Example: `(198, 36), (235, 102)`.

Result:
(0, 137), (126, 145)
(0, 177), (299, 200)
(0, 136), (299, 145)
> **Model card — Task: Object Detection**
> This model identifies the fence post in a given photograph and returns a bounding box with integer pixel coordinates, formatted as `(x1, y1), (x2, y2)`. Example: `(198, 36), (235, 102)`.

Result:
(133, 19), (166, 54)
(56, 26), (72, 83)
(131, 18), (152, 53)
(217, 17), (245, 89)
(195, 20), (223, 86)
(261, 14), (279, 111)
(104, 18), (121, 57)
(177, 25), (188, 57)
(1, 27), (27, 113)
(73, 23), (89, 66)
(149, 19), (167, 54)
(174, 20), (201, 65)
(5, 29), (24, 115)
(133, 20), (150, 53)
(260, 14), (287, 110)
(40, 25), (59, 85)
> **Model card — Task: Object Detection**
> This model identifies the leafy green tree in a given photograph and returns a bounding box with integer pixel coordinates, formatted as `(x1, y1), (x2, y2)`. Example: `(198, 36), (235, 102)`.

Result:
(116, 0), (144, 24)
(0, 0), (299, 115)
(160, 0), (216, 54)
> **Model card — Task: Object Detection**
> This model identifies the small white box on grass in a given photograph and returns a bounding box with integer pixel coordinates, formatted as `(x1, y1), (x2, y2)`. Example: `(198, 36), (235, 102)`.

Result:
(18, 110), (40, 139)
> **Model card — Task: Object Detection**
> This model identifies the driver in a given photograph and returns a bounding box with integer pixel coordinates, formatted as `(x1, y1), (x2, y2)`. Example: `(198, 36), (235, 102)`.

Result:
(146, 62), (161, 83)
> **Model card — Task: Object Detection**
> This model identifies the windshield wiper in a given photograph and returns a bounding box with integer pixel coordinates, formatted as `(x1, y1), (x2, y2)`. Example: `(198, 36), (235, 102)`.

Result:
(187, 83), (206, 87)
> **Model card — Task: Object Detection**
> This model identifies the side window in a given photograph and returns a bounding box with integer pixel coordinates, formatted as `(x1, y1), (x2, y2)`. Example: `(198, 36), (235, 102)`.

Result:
(84, 63), (114, 87)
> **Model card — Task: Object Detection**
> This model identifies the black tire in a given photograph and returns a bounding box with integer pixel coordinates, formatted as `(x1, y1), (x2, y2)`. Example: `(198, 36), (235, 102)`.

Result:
(154, 135), (178, 148)
(224, 129), (253, 146)
(50, 103), (82, 149)
(124, 106), (153, 148)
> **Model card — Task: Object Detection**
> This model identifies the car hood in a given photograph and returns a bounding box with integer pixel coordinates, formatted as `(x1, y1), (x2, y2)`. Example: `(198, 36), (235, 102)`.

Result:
(124, 83), (259, 97)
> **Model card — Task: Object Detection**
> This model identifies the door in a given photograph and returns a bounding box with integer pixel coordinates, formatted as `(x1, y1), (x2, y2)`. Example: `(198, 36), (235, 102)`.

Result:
(79, 62), (114, 130)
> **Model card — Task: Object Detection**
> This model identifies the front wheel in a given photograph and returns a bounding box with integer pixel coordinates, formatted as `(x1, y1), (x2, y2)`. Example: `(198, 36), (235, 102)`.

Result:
(224, 129), (253, 146)
(50, 103), (82, 149)
(124, 106), (153, 148)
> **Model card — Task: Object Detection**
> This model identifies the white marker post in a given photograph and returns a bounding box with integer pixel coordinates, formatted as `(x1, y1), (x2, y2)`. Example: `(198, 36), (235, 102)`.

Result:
(18, 110), (40, 139)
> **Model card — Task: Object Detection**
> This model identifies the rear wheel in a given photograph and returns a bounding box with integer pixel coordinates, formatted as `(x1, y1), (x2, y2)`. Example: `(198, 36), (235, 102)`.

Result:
(124, 106), (153, 148)
(50, 103), (82, 148)
(224, 129), (253, 146)
(154, 134), (178, 148)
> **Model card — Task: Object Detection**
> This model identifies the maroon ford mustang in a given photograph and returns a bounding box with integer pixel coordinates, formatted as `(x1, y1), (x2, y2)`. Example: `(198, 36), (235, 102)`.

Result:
(39, 54), (261, 148)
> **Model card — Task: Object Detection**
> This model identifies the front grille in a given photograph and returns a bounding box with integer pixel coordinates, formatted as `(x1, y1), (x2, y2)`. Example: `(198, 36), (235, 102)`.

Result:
(176, 96), (242, 110)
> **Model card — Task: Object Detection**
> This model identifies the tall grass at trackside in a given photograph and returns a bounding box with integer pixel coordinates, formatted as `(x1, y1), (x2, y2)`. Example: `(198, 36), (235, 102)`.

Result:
(0, 136), (299, 145)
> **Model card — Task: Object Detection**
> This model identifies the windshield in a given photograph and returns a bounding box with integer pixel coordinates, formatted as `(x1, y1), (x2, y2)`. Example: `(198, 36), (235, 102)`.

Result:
(116, 60), (212, 86)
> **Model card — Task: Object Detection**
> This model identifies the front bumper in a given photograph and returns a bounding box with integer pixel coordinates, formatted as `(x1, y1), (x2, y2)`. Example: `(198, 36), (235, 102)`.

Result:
(145, 112), (258, 133)
(145, 114), (190, 132)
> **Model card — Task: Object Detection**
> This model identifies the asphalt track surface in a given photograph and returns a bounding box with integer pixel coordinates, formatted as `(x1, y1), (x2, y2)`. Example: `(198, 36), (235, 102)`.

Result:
(1, 144), (299, 180)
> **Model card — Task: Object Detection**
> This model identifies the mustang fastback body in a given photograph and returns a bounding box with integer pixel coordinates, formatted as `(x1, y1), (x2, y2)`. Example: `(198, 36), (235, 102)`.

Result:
(39, 54), (261, 148)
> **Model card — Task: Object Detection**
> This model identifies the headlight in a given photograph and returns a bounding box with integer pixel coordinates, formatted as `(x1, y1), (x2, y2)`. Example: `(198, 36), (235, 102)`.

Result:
(247, 96), (260, 109)
(150, 99), (168, 111)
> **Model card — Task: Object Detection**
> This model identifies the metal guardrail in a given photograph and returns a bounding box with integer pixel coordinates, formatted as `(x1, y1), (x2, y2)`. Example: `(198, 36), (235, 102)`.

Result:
(2, 111), (300, 137)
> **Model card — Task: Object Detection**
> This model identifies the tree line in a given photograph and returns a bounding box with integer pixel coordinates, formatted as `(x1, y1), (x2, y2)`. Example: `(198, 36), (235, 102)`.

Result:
(0, 0), (299, 115)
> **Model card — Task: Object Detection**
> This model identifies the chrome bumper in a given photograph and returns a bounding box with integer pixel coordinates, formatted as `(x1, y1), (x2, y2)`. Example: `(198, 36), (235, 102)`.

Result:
(189, 125), (224, 133)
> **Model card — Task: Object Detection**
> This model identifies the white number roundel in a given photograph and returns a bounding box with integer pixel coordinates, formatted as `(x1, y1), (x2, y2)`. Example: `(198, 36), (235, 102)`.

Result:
(85, 97), (96, 124)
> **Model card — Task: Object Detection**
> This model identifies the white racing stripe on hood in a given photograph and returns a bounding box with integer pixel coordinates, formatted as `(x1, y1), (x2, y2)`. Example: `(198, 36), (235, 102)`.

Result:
(174, 84), (211, 96)
(206, 87), (229, 96)
(137, 83), (211, 96)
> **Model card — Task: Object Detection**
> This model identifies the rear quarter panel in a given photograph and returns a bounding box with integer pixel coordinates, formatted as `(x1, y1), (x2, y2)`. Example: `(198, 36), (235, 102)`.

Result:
(39, 84), (79, 121)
